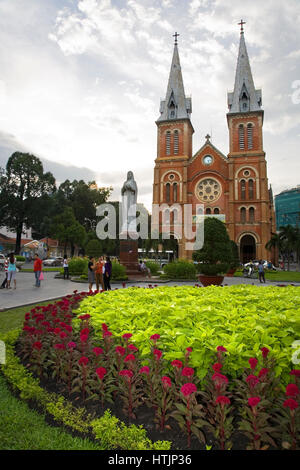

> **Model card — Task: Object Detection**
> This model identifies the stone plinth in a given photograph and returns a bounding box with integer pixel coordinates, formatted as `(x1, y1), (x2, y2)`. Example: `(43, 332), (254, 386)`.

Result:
(119, 235), (142, 276)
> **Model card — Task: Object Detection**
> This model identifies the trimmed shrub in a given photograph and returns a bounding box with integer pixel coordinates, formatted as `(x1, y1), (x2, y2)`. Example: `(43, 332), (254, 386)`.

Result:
(145, 261), (160, 275)
(163, 259), (196, 279)
(112, 261), (127, 280)
(68, 257), (89, 275)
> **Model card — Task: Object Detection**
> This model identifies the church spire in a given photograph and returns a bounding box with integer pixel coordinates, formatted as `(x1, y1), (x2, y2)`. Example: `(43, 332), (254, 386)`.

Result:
(228, 23), (262, 114)
(157, 34), (192, 122)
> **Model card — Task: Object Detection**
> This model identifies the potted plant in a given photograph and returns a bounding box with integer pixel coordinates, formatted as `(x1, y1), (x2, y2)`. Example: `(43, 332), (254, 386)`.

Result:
(226, 241), (240, 277)
(193, 218), (233, 286)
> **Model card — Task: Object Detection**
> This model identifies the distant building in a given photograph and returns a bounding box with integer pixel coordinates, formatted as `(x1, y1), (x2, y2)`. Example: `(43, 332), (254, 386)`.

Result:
(275, 186), (300, 229)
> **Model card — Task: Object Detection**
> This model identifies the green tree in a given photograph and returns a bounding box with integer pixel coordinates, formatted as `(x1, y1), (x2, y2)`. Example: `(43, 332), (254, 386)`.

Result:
(85, 239), (102, 258)
(193, 217), (233, 275)
(50, 207), (86, 256)
(0, 152), (56, 253)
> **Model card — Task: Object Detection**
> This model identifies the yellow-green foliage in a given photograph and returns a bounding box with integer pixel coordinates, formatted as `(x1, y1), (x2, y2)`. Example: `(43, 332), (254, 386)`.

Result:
(74, 285), (300, 382)
(91, 411), (171, 450)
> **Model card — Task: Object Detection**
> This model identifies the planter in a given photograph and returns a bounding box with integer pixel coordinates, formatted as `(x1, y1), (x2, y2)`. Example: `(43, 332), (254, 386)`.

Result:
(198, 274), (224, 287)
(226, 268), (237, 277)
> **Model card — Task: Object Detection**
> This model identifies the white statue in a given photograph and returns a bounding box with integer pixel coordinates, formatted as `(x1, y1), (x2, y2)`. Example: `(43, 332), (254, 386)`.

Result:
(121, 171), (138, 234)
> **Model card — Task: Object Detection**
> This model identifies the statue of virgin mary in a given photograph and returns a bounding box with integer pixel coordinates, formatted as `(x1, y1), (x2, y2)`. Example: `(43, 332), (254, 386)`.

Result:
(121, 171), (138, 234)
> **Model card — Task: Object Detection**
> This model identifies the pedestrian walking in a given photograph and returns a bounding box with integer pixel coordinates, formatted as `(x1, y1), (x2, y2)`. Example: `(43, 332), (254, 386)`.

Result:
(104, 256), (112, 291)
(7, 253), (17, 290)
(0, 256), (9, 289)
(258, 260), (266, 283)
(33, 253), (43, 287)
(88, 256), (95, 290)
(63, 254), (69, 280)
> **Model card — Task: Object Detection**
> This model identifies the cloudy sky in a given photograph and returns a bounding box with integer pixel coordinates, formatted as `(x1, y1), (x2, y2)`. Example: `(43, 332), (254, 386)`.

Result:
(0, 0), (300, 211)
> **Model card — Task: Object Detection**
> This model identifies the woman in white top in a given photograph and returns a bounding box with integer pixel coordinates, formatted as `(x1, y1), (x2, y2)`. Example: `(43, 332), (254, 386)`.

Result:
(63, 254), (69, 280)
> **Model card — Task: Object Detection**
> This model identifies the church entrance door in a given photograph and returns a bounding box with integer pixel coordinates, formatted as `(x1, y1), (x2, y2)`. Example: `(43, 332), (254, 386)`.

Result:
(240, 234), (256, 264)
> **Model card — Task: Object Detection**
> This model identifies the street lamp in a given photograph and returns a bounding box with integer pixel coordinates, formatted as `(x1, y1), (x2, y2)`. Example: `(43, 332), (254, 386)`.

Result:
(84, 217), (96, 231)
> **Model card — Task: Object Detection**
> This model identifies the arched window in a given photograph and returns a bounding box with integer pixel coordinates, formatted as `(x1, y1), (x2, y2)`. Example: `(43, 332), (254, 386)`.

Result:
(240, 207), (246, 223)
(173, 183), (178, 203)
(206, 208), (211, 215)
(248, 179), (254, 199)
(166, 131), (171, 155)
(166, 183), (170, 203)
(164, 209), (170, 224)
(247, 123), (253, 149)
(173, 208), (178, 223)
(239, 125), (245, 150)
(241, 179), (246, 200)
(249, 207), (255, 223)
(214, 208), (220, 214)
(174, 130), (179, 155)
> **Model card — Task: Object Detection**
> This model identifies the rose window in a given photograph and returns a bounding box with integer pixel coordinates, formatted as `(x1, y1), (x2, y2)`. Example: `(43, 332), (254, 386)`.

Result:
(196, 178), (221, 202)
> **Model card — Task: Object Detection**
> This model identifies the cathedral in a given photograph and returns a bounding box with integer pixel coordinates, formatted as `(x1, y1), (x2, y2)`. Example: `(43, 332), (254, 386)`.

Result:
(152, 25), (276, 263)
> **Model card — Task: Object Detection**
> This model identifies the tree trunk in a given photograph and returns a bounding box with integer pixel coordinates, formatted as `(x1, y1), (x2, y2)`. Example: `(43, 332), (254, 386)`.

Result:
(15, 224), (23, 254)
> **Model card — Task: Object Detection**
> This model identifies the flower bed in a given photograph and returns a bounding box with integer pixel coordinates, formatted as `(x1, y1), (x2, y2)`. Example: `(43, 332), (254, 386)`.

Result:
(5, 287), (299, 450)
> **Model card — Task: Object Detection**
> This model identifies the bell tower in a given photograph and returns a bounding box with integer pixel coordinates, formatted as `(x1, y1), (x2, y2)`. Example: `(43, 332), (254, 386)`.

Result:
(227, 21), (275, 263)
(152, 33), (194, 258)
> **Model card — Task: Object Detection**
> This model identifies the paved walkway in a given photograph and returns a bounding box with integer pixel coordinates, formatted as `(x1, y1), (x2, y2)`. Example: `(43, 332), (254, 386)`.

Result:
(0, 271), (299, 310)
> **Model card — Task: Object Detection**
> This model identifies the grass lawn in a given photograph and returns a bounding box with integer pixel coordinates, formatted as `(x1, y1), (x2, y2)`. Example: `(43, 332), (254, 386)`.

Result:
(0, 299), (103, 450)
(20, 267), (61, 272)
(234, 269), (300, 282)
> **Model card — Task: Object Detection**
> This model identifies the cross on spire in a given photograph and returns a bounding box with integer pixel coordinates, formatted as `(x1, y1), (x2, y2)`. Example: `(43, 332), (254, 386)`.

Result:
(173, 32), (180, 45)
(238, 19), (246, 34)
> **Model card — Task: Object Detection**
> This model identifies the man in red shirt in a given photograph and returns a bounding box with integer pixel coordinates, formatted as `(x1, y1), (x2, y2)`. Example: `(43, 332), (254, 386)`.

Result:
(33, 253), (42, 287)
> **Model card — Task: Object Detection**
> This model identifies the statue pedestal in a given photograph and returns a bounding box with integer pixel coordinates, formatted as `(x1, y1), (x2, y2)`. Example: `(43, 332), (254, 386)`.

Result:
(119, 233), (142, 277)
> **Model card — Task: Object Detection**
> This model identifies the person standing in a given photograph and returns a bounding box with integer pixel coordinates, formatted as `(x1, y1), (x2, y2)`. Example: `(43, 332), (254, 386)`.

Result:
(104, 256), (112, 291)
(0, 256), (9, 289)
(258, 260), (266, 283)
(33, 253), (42, 287)
(94, 256), (105, 291)
(7, 253), (17, 289)
(63, 254), (69, 280)
(88, 256), (95, 291)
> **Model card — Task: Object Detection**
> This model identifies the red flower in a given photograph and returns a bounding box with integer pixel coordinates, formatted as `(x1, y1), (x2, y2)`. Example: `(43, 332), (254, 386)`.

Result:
(115, 346), (126, 356)
(290, 370), (300, 377)
(79, 314), (90, 320)
(217, 346), (227, 352)
(54, 328), (61, 335)
(124, 354), (136, 363)
(32, 341), (42, 351)
(78, 356), (89, 366)
(171, 359), (183, 369)
(258, 368), (269, 379)
(96, 367), (107, 380)
(122, 333), (133, 340)
(248, 396), (261, 407)
(285, 384), (300, 397)
(67, 342), (77, 349)
(161, 376), (172, 388)
(283, 398), (298, 410)
(128, 344), (139, 352)
(54, 343), (66, 350)
(181, 383), (197, 397)
(248, 357), (258, 370)
(153, 349), (162, 360)
(186, 347), (192, 353)
(119, 369), (133, 379)
(139, 366), (150, 375)
(212, 363), (223, 372)
(80, 328), (90, 336)
(181, 367), (194, 377)
(65, 325), (72, 333)
(212, 372), (228, 384)
(261, 347), (270, 358)
(246, 374), (260, 388)
(59, 331), (67, 339)
(102, 323), (108, 331)
(216, 395), (231, 406)
(93, 347), (104, 356)
(103, 330), (112, 338)
(150, 334), (160, 341)
(80, 334), (89, 343)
